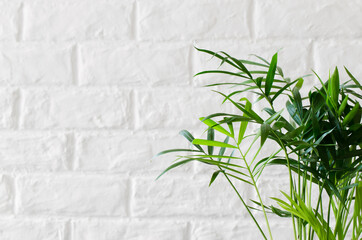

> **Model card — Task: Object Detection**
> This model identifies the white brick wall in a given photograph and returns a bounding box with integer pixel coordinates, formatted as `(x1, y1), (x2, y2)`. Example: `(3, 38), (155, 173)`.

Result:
(0, 0), (361, 239)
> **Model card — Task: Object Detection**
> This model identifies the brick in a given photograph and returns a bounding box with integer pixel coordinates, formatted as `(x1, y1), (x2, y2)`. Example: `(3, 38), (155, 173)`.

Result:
(191, 219), (259, 240)
(0, 43), (73, 85)
(0, 88), (16, 129)
(138, 0), (251, 41)
(0, 132), (67, 171)
(79, 42), (191, 87)
(72, 219), (187, 240)
(21, 88), (131, 129)
(255, 0), (362, 39)
(75, 130), (193, 174)
(74, 131), (151, 173)
(23, 0), (134, 41)
(0, 175), (13, 214)
(191, 212), (294, 239)
(0, 1), (20, 40)
(134, 88), (232, 130)
(17, 175), (128, 216)
(132, 176), (250, 217)
(314, 40), (362, 81)
(0, 218), (65, 240)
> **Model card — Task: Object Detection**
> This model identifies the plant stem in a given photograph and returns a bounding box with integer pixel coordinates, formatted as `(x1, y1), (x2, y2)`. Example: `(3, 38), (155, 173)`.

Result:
(221, 168), (268, 239)
(234, 139), (273, 240)
(271, 130), (298, 240)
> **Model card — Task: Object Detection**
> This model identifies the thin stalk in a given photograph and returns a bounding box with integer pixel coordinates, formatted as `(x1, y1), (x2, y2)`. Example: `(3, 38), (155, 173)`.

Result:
(308, 173), (313, 240)
(326, 197), (332, 240)
(298, 154), (302, 239)
(200, 145), (266, 239)
(234, 139), (273, 240)
(221, 168), (268, 239)
(271, 131), (298, 240)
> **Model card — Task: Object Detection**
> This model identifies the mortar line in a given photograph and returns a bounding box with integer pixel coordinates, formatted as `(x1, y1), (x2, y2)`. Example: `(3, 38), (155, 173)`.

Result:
(12, 88), (22, 130)
(66, 132), (76, 171)
(188, 43), (195, 87)
(309, 40), (316, 71)
(130, 89), (136, 131)
(16, 3), (24, 41)
(248, 0), (255, 41)
(71, 44), (80, 86)
(186, 221), (192, 240)
(133, 0), (139, 41)
(64, 220), (72, 240)
(12, 174), (19, 216)
(127, 178), (133, 218)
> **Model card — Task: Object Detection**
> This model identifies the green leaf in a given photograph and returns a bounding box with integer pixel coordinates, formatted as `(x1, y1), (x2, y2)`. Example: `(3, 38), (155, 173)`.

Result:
(227, 121), (234, 137)
(209, 170), (223, 186)
(295, 78), (304, 91)
(343, 102), (360, 126)
(256, 77), (263, 87)
(240, 59), (269, 68)
(292, 87), (303, 119)
(179, 130), (204, 152)
(238, 98), (252, 144)
(194, 47), (241, 70)
(192, 139), (237, 148)
(271, 78), (300, 102)
(265, 53), (278, 96)
(200, 117), (233, 137)
(214, 91), (264, 123)
(156, 159), (193, 179)
(281, 126), (304, 140)
(338, 95), (348, 116)
(194, 70), (249, 79)
(207, 128), (214, 155)
(191, 154), (240, 160)
(344, 66), (361, 88)
(260, 123), (271, 147)
(329, 67), (340, 107)
(218, 137), (230, 161)
(264, 108), (295, 131)
(219, 51), (253, 79)
(156, 148), (201, 157)
(225, 172), (253, 185)
(251, 54), (270, 65)
(264, 109), (283, 125)
(286, 100), (301, 125)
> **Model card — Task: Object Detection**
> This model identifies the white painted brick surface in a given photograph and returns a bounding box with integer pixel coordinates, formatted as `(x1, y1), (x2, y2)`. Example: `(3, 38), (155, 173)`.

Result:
(191, 219), (259, 240)
(21, 88), (131, 129)
(138, 0), (251, 41)
(0, 175), (14, 214)
(0, 132), (67, 171)
(0, 218), (66, 240)
(17, 175), (128, 216)
(74, 131), (151, 173)
(23, 0), (135, 41)
(0, 88), (17, 129)
(0, 43), (73, 85)
(80, 42), (191, 87)
(132, 176), (249, 218)
(134, 88), (232, 130)
(314, 40), (362, 80)
(0, 0), (360, 239)
(0, 1), (20, 41)
(72, 219), (187, 240)
(255, 0), (362, 39)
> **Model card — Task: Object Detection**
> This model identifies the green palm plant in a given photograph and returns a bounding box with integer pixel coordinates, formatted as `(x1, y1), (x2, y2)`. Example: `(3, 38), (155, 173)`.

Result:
(156, 47), (362, 240)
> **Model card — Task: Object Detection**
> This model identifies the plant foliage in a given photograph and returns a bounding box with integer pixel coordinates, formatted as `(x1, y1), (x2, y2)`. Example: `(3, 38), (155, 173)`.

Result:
(157, 47), (362, 240)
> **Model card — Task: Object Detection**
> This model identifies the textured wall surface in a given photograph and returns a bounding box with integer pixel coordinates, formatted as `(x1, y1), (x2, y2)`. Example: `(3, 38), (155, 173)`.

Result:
(0, 0), (361, 239)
